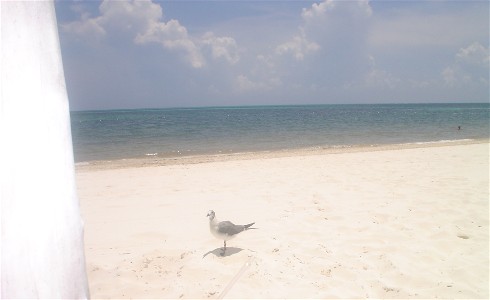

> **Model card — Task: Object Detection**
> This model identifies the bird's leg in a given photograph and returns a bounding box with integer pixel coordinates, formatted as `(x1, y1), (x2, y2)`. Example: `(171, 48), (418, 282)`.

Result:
(222, 240), (226, 256)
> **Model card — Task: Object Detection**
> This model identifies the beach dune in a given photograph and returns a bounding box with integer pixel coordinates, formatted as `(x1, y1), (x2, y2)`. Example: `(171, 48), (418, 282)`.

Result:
(76, 142), (489, 298)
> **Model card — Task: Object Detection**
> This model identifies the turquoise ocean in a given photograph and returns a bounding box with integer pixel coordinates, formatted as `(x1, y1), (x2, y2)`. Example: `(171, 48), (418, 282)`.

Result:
(70, 103), (489, 163)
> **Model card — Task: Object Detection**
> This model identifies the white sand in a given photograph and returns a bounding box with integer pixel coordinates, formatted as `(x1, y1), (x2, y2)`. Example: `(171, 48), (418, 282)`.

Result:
(76, 142), (489, 298)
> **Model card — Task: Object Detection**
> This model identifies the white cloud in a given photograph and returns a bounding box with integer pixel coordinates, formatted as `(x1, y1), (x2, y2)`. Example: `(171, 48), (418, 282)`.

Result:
(63, 0), (163, 39)
(441, 67), (457, 86)
(273, 0), (374, 88)
(235, 75), (258, 91)
(98, 0), (161, 34)
(441, 66), (473, 87)
(201, 32), (240, 64)
(62, 14), (106, 40)
(275, 0), (372, 67)
(275, 29), (319, 61)
(135, 19), (186, 44)
(63, 0), (240, 69)
(135, 19), (205, 68)
(456, 42), (489, 66)
(363, 56), (399, 89)
(341, 55), (400, 90)
(302, 0), (372, 22)
(301, 0), (336, 21)
(441, 42), (489, 87)
(275, 0), (372, 65)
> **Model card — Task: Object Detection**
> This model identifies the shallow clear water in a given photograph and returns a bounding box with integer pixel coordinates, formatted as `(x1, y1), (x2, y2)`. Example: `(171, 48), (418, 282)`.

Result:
(70, 103), (489, 162)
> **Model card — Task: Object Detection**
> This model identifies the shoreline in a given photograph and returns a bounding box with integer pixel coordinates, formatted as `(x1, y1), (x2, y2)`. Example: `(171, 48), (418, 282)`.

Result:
(75, 138), (488, 171)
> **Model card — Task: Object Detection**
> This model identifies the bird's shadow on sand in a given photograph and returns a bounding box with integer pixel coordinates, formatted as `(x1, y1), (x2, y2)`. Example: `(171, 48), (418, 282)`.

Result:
(202, 247), (243, 258)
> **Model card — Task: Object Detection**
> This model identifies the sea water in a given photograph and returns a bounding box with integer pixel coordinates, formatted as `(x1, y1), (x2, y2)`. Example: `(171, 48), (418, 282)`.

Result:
(70, 103), (489, 162)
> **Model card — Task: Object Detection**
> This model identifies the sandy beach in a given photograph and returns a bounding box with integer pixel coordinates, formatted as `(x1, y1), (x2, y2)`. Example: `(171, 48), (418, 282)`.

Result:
(76, 141), (489, 299)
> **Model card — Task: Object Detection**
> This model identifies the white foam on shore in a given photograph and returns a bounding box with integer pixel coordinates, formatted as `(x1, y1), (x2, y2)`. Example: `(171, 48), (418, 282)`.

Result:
(410, 138), (474, 145)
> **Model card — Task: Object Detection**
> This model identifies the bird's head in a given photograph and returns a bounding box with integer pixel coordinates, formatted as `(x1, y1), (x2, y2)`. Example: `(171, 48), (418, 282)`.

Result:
(206, 210), (215, 220)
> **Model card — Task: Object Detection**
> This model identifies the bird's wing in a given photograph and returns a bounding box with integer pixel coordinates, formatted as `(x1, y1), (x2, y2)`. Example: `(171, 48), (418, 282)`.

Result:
(217, 221), (245, 236)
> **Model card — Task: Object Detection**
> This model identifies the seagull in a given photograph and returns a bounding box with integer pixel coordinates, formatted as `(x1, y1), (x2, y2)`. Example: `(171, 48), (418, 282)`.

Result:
(207, 210), (255, 256)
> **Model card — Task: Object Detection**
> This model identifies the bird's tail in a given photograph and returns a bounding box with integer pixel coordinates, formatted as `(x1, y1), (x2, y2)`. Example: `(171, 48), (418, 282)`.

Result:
(244, 222), (255, 229)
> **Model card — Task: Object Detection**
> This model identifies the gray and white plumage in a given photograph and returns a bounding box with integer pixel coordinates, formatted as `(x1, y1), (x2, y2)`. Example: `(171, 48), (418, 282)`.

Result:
(207, 210), (254, 255)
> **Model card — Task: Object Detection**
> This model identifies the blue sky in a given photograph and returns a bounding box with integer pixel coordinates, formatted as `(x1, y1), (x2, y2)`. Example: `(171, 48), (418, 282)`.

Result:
(55, 0), (489, 110)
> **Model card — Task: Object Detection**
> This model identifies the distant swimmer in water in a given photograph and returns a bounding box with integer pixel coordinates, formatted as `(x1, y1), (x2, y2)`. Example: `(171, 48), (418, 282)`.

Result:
(458, 125), (461, 130)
